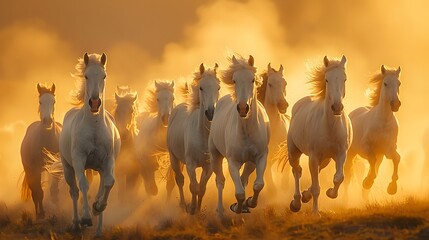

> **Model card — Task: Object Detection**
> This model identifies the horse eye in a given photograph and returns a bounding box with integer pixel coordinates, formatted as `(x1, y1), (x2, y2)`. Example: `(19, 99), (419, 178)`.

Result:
(103, 75), (106, 79)
(200, 87), (203, 91)
(218, 86), (220, 90)
(252, 78), (255, 83)
(384, 83), (387, 86)
(398, 82), (401, 86)
(157, 98), (159, 102)
(325, 79), (328, 83)
(268, 83), (272, 87)
(85, 75), (88, 80)
(39, 101), (42, 104)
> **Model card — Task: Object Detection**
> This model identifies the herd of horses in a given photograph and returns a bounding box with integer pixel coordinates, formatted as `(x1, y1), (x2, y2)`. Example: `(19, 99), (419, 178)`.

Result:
(19, 53), (401, 236)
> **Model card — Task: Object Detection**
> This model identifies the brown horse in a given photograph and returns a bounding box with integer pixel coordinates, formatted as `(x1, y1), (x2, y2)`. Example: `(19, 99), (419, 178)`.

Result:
(20, 83), (62, 219)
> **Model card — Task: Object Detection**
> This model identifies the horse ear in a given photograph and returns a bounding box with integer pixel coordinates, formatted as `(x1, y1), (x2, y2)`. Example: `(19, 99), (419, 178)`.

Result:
(232, 55), (239, 65)
(100, 53), (107, 66)
(340, 55), (347, 66)
(279, 64), (284, 74)
(115, 92), (120, 102)
(132, 93), (138, 103)
(50, 83), (56, 94)
(248, 55), (254, 67)
(381, 65), (386, 75)
(84, 53), (89, 65)
(116, 85), (121, 93)
(170, 81), (175, 88)
(214, 63), (219, 73)
(323, 56), (329, 67)
(154, 80), (160, 89)
(267, 63), (274, 74)
(396, 66), (401, 75)
(37, 83), (42, 94)
(199, 63), (205, 75)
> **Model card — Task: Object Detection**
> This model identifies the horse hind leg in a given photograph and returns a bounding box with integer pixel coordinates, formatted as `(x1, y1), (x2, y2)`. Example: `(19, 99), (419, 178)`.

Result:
(29, 172), (45, 219)
(387, 151), (400, 195)
(342, 150), (356, 201)
(308, 156), (321, 216)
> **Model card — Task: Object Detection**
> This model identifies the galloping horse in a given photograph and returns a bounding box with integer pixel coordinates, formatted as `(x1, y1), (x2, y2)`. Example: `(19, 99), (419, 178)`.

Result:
(257, 63), (289, 194)
(344, 65), (402, 196)
(20, 83), (62, 219)
(167, 63), (220, 214)
(209, 55), (270, 215)
(113, 86), (140, 201)
(60, 53), (120, 236)
(287, 56), (351, 216)
(135, 80), (175, 196)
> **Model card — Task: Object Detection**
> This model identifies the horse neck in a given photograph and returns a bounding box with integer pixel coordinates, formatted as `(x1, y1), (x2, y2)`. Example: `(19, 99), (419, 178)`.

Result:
(264, 96), (281, 123)
(373, 96), (394, 120)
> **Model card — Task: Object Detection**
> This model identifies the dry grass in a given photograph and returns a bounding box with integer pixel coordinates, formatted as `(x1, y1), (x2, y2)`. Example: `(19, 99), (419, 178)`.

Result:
(1, 198), (429, 239)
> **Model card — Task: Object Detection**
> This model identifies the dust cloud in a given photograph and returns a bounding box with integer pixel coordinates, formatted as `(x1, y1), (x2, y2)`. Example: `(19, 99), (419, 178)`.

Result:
(0, 0), (429, 226)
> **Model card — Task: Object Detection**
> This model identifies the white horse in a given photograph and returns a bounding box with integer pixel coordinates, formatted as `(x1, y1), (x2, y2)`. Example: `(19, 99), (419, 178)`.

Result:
(112, 86), (140, 202)
(288, 56), (351, 215)
(257, 63), (289, 194)
(344, 65), (401, 196)
(60, 53), (120, 236)
(167, 63), (220, 214)
(209, 55), (270, 215)
(20, 83), (62, 219)
(135, 80), (175, 196)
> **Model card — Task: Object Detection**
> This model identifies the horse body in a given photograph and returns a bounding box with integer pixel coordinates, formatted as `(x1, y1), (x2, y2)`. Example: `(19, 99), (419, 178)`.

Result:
(209, 55), (270, 215)
(288, 56), (351, 215)
(113, 87), (140, 201)
(60, 53), (120, 236)
(167, 63), (220, 214)
(135, 80), (175, 196)
(21, 83), (61, 219)
(344, 66), (401, 196)
(258, 63), (289, 194)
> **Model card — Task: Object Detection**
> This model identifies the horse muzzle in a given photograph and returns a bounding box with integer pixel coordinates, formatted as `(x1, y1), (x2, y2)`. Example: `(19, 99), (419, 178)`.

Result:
(161, 114), (169, 127)
(205, 106), (215, 121)
(42, 117), (53, 128)
(277, 100), (289, 114)
(89, 98), (101, 113)
(331, 102), (344, 116)
(237, 103), (250, 118)
(391, 100), (401, 112)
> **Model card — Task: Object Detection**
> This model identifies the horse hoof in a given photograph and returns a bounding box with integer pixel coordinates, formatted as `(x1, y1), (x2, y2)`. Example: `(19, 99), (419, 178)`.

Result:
(92, 202), (106, 216)
(362, 177), (374, 189)
(245, 197), (257, 209)
(326, 188), (338, 199)
(301, 190), (312, 203)
(387, 182), (397, 195)
(229, 203), (250, 214)
(189, 206), (197, 215)
(290, 200), (301, 212)
(80, 218), (93, 227)
(311, 210), (321, 218)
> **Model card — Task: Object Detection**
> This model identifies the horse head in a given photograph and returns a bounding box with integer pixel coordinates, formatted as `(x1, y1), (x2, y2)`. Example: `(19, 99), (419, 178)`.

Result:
(83, 53), (107, 114)
(266, 63), (288, 114)
(324, 55), (347, 116)
(37, 83), (56, 129)
(198, 63), (220, 121)
(381, 65), (402, 112)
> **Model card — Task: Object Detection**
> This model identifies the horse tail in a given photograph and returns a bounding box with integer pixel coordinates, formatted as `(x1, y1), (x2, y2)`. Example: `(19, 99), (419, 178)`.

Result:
(20, 172), (31, 201)
(274, 140), (289, 172)
(42, 148), (64, 180)
(178, 82), (190, 100)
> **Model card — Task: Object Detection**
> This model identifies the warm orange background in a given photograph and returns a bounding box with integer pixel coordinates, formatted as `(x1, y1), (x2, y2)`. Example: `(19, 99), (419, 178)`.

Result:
(0, 0), (428, 209)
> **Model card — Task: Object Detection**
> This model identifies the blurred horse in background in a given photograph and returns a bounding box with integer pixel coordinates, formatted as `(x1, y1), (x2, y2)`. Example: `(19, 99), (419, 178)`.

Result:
(344, 65), (402, 197)
(20, 83), (62, 219)
(257, 63), (289, 195)
(167, 63), (220, 214)
(135, 80), (175, 197)
(59, 53), (121, 236)
(209, 55), (270, 215)
(287, 56), (351, 216)
(113, 86), (140, 202)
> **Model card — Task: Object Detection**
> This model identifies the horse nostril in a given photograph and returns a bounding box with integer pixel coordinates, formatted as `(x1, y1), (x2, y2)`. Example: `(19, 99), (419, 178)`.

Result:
(331, 105), (335, 111)
(245, 104), (249, 113)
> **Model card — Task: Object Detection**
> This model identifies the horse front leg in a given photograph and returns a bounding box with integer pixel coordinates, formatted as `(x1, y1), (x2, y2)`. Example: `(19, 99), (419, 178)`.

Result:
(197, 162), (213, 212)
(228, 159), (246, 214)
(169, 153), (186, 209)
(327, 151), (346, 199)
(210, 147), (225, 217)
(62, 160), (80, 230)
(387, 150), (400, 195)
(309, 155), (321, 216)
(245, 153), (267, 209)
(93, 157), (115, 216)
(72, 156), (92, 227)
(186, 161), (199, 215)
(363, 152), (378, 190)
